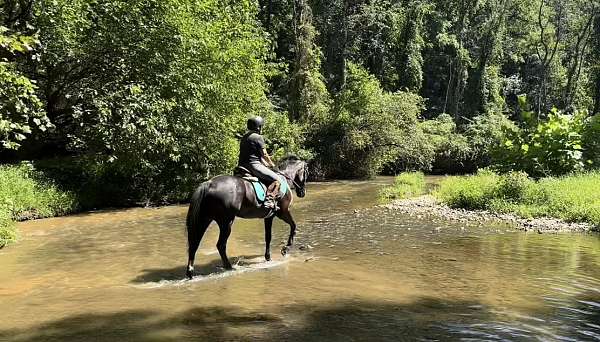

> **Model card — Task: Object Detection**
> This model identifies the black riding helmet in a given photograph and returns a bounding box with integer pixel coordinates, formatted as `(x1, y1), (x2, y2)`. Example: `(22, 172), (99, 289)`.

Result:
(247, 116), (264, 133)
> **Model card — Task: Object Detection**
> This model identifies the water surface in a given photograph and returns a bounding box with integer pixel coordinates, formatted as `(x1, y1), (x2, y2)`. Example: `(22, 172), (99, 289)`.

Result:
(1, 178), (600, 341)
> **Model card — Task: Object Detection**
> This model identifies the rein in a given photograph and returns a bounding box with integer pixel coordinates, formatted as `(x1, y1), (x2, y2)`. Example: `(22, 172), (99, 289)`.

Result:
(276, 162), (306, 192)
(280, 172), (303, 191)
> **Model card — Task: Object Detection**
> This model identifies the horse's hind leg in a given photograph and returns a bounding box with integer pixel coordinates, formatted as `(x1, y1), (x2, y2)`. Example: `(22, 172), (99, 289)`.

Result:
(187, 218), (211, 279)
(216, 218), (234, 270)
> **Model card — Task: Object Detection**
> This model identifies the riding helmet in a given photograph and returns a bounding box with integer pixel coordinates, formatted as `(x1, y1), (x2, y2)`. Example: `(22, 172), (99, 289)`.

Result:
(247, 116), (264, 132)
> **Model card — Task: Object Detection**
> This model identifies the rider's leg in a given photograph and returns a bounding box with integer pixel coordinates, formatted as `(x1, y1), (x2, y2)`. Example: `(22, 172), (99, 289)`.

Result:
(267, 180), (280, 197)
(248, 162), (280, 209)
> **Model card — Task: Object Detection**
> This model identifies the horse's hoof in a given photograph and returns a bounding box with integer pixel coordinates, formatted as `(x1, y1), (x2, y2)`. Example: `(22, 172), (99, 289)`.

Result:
(224, 264), (233, 270)
(186, 269), (194, 280)
(265, 254), (271, 261)
(281, 246), (288, 256)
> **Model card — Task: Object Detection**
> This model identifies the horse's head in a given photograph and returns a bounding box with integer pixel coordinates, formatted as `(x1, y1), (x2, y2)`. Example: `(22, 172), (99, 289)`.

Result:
(279, 157), (308, 198)
(294, 161), (308, 198)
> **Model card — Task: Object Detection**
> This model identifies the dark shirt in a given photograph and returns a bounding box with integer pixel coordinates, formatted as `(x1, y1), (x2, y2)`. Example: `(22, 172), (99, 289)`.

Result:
(238, 131), (265, 165)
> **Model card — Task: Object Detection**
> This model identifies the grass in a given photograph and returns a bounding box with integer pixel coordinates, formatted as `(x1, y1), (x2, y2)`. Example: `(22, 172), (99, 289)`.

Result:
(379, 172), (426, 202)
(0, 210), (17, 248)
(0, 163), (78, 248)
(435, 170), (600, 230)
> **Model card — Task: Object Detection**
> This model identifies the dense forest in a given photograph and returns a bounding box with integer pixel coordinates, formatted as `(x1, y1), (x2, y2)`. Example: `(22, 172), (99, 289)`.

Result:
(1, 0), (600, 206)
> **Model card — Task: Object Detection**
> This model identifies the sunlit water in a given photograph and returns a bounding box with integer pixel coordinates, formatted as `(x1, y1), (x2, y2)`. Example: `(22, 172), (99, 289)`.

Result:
(1, 178), (600, 341)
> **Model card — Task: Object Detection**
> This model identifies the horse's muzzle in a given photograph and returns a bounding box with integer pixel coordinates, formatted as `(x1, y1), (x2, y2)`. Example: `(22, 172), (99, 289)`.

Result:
(297, 188), (306, 198)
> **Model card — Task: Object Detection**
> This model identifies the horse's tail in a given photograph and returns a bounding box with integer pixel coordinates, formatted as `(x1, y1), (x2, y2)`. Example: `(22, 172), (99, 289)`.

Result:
(186, 181), (211, 242)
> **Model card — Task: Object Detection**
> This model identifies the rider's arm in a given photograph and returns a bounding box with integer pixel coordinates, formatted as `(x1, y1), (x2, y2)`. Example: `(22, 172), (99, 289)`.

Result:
(262, 149), (276, 168)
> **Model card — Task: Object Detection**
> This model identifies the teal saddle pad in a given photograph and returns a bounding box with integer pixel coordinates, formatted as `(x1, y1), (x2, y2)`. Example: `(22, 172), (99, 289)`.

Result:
(251, 175), (288, 203)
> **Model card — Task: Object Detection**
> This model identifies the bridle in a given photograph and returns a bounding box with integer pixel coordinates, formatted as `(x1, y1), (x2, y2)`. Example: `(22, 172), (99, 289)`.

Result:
(277, 162), (307, 193)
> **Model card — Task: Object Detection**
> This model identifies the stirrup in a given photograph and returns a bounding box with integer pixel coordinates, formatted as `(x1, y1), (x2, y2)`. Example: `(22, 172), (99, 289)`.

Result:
(263, 196), (279, 211)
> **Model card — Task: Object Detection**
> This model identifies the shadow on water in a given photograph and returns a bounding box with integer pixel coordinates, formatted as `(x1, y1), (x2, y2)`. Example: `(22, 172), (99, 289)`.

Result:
(0, 298), (494, 342)
(3, 296), (598, 341)
(131, 255), (267, 283)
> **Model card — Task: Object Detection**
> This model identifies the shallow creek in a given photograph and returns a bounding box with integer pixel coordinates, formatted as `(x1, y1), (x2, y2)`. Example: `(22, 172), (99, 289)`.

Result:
(1, 178), (600, 341)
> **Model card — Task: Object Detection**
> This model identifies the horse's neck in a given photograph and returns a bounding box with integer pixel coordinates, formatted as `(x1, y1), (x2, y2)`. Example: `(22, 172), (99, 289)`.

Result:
(281, 166), (298, 187)
(282, 169), (294, 186)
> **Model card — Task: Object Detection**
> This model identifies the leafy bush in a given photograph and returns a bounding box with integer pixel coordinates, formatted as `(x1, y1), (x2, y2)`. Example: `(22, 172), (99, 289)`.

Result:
(307, 63), (424, 179)
(0, 210), (17, 248)
(262, 111), (307, 161)
(0, 28), (52, 150)
(465, 111), (518, 168)
(0, 163), (77, 247)
(0, 163), (77, 219)
(435, 170), (500, 209)
(419, 114), (471, 173)
(388, 111), (516, 175)
(582, 114), (600, 168)
(494, 102), (588, 176)
(379, 172), (426, 202)
(495, 171), (533, 202)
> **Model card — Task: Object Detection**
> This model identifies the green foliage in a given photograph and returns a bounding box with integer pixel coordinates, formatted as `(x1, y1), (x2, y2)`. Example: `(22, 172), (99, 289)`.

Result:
(394, 3), (428, 92)
(436, 170), (500, 209)
(582, 114), (600, 167)
(262, 111), (306, 161)
(0, 27), (51, 149)
(2, 0), (600, 202)
(379, 172), (426, 202)
(495, 171), (534, 202)
(288, 0), (331, 124)
(435, 170), (600, 229)
(419, 114), (471, 172)
(23, 0), (294, 202)
(465, 110), (519, 167)
(0, 210), (17, 248)
(308, 63), (423, 179)
(495, 106), (588, 176)
(0, 163), (77, 247)
(0, 163), (77, 219)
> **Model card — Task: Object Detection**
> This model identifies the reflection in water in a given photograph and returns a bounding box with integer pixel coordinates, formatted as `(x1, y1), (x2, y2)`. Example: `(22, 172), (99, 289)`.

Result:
(1, 178), (600, 341)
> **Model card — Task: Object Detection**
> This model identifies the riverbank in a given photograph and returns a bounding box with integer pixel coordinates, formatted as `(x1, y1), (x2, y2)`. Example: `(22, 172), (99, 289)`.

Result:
(380, 171), (600, 233)
(0, 164), (77, 247)
(381, 195), (593, 233)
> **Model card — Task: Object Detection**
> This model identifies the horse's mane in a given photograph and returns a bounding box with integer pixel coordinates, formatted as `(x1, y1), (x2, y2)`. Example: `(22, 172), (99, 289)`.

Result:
(278, 155), (303, 171)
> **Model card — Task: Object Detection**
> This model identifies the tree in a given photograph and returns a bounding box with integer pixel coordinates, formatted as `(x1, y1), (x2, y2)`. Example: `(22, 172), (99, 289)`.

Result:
(288, 0), (331, 124)
(308, 63), (424, 178)
(593, 13), (600, 115)
(0, 1), (51, 150)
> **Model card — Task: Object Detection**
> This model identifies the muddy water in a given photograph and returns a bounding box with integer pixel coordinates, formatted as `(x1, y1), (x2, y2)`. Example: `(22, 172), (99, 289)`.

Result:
(1, 178), (600, 341)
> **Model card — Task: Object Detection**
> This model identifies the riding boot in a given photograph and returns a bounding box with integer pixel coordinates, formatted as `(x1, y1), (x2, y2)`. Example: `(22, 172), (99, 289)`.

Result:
(264, 181), (280, 210)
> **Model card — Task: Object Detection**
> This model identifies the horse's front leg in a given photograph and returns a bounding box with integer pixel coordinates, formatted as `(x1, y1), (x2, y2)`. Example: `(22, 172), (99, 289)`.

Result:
(264, 217), (273, 261)
(278, 210), (297, 255)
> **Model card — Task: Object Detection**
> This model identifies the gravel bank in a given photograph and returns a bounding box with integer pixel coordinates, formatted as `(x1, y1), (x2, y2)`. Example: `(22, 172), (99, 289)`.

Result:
(380, 195), (593, 233)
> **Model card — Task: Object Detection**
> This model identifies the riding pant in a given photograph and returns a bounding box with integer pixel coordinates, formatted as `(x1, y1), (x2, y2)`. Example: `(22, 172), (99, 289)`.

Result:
(243, 161), (279, 185)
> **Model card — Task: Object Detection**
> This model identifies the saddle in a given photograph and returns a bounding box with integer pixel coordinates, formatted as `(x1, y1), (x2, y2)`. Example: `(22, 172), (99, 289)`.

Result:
(234, 166), (259, 183)
(234, 166), (288, 204)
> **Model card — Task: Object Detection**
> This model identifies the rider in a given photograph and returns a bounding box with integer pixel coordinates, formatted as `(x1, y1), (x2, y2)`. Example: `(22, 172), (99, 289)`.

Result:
(238, 116), (280, 209)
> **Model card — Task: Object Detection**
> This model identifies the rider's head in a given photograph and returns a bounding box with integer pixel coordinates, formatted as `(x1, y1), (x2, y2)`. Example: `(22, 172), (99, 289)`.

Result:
(247, 116), (264, 134)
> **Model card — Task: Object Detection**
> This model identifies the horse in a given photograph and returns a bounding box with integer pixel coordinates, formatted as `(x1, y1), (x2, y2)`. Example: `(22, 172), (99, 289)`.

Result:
(185, 158), (308, 279)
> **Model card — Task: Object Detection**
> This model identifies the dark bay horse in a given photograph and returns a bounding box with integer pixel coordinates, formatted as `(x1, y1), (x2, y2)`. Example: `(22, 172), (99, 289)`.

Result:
(185, 158), (308, 279)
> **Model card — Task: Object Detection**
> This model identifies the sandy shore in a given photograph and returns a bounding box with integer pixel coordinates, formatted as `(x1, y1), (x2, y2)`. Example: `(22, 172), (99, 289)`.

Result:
(380, 195), (594, 233)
